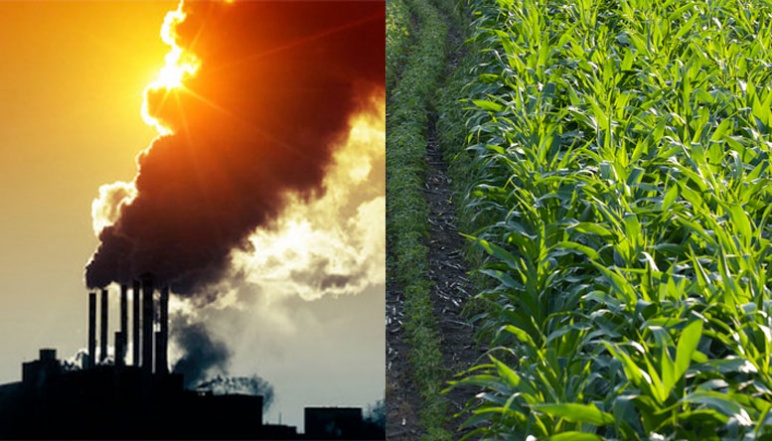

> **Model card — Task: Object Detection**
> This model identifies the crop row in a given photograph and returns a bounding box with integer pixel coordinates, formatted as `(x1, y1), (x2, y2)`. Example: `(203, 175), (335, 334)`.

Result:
(385, 0), (452, 439)
(386, 0), (412, 93)
(452, 0), (772, 439)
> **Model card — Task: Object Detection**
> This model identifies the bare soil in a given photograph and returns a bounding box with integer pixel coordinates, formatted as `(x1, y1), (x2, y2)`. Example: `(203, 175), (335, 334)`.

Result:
(385, 278), (423, 440)
(424, 121), (480, 437)
(385, 8), (480, 439)
(385, 117), (480, 441)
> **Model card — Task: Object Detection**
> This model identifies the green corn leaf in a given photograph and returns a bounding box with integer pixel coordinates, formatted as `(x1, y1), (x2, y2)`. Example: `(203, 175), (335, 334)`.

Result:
(662, 185), (678, 212)
(621, 48), (634, 71)
(627, 167), (644, 185)
(468, 236), (518, 270)
(661, 344), (675, 399)
(553, 241), (599, 260)
(604, 342), (644, 388)
(711, 118), (733, 141)
(502, 325), (537, 347)
(682, 391), (750, 423)
(473, 99), (504, 113)
(479, 268), (524, 290)
(643, 355), (666, 403)
(624, 215), (640, 245)
(544, 432), (603, 441)
(568, 222), (615, 240)
(534, 403), (614, 426)
(676, 409), (729, 426)
(490, 356), (521, 388)
(675, 320), (703, 383)
(728, 204), (752, 240)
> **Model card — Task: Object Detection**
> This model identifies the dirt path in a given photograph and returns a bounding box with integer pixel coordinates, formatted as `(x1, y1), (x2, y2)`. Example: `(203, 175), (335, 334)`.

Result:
(385, 122), (477, 440)
(385, 1), (479, 438)
(385, 277), (423, 440)
(424, 117), (479, 437)
(385, 125), (478, 440)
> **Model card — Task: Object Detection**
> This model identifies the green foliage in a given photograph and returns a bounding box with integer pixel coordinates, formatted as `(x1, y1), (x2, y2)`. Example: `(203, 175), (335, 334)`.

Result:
(386, 0), (412, 92)
(448, 0), (772, 439)
(386, 0), (455, 439)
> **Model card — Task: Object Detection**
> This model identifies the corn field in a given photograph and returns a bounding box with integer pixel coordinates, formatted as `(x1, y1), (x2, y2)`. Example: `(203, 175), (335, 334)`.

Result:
(443, 0), (772, 439)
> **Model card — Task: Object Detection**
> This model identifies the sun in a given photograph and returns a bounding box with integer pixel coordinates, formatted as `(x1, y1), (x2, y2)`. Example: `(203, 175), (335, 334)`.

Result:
(154, 47), (197, 90)
(141, 1), (200, 135)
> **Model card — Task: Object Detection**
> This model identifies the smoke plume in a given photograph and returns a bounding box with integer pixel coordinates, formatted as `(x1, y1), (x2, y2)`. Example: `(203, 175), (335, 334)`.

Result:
(195, 375), (275, 411)
(232, 106), (385, 303)
(86, 0), (385, 295)
(171, 315), (230, 388)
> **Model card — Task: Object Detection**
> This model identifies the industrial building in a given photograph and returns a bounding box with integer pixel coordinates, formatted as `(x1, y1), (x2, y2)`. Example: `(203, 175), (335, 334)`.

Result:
(305, 407), (381, 440)
(0, 275), (382, 440)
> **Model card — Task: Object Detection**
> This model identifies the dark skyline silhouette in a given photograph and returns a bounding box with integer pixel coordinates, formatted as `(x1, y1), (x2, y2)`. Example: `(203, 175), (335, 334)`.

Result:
(0, 348), (384, 440)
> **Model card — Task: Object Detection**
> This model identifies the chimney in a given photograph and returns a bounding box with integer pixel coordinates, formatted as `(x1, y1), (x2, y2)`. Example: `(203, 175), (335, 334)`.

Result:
(100, 288), (108, 364)
(119, 284), (128, 366)
(142, 275), (154, 373)
(154, 332), (163, 375)
(155, 286), (169, 374)
(115, 331), (125, 367)
(88, 292), (96, 369)
(133, 280), (141, 366)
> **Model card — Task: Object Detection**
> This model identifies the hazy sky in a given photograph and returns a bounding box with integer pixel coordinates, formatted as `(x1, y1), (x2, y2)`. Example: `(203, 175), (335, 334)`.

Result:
(0, 0), (384, 432)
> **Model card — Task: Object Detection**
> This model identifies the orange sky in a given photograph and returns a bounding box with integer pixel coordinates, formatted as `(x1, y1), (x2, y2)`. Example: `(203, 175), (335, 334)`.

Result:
(0, 0), (173, 364)
(0, 1), (384, 431)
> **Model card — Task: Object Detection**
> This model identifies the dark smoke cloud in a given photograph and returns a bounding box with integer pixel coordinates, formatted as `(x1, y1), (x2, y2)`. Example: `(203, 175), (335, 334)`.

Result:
(195, 375), (275, 412)
(171, 315), (276, 407)
(86, 0), (385, 295)
(289, 255), (365, 292)
(171, 316), (230, 387)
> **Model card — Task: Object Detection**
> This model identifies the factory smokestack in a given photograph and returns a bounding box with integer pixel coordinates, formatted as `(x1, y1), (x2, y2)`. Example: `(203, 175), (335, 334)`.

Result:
(156, 286), (169, 374)
(154, 332), (163, 374)
(88, 292), (96, 369)
(85, 1), (386, 296)
(142, 276), (154, 373)
(133, 280), (140, 366)
(100, 288), (108, 364)
(115, 331), (125, 367)
(119, 284), (128, 365)
(82, 0), (385, 383)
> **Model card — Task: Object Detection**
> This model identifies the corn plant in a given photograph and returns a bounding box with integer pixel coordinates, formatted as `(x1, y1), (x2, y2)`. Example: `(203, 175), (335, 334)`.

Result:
(450, 0), (772, 439)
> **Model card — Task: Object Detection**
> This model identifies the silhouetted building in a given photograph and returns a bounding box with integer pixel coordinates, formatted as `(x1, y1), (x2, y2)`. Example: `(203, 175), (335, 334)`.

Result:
(305, 406), (382, 440)
(21, 348), (59, 391)
(262, 424), (299, 439)
(0, 282), (281, 440)
(1, 349), (270, 439)
(0, 282), (381, 440)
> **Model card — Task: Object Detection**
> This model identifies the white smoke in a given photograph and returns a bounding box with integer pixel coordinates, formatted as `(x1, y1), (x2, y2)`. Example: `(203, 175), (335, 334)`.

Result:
(91, 181), (136, 236)
(231, 99), (385, 303)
